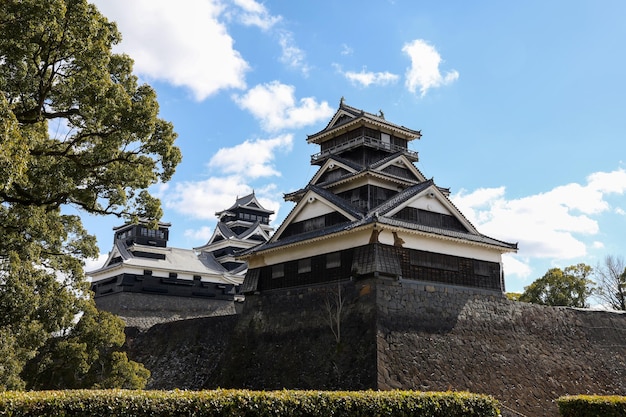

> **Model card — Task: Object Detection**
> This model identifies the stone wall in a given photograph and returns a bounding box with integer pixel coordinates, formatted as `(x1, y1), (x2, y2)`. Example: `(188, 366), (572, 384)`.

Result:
(376, 278), (626, 417)
(123, 278), (626, 417)
(96, 292), (241, 330)
(209, 280), (378, 390)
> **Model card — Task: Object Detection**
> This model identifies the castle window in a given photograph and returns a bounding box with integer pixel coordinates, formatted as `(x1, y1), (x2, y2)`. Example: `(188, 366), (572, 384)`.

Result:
(298, 258), (312, 274)
(303, 216), (325, 232)
(326, 252), (341, 269)
(410, 251), (458, 272)
(474, 260), (494, 277)
(271, 264), (284, 279)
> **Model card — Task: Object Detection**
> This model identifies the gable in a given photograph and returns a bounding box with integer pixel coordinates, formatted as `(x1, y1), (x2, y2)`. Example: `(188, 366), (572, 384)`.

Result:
(309, 158), (359, 187)
(384, 186), (477, 234)
(375, 155), (426, 183)
(327, 109), (357, 130)
(271, 189), (360, 242)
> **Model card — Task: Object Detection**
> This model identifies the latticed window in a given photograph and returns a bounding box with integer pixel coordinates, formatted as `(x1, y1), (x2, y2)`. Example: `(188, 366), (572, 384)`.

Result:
(326, 252), (341, 269)
(298, 258), (312, 274)
(271, 264), (284, 279)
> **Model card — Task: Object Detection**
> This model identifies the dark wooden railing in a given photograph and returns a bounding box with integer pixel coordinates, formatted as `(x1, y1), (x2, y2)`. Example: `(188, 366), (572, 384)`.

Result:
(311, 135), (418, 163)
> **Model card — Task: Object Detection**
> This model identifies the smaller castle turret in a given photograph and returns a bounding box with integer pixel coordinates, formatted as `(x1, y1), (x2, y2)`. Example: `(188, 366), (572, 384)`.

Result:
(88, 194), (274, 328)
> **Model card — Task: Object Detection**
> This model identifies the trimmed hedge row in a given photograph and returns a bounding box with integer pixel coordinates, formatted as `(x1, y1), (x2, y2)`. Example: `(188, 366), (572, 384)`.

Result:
(0, 389), (500, 417)
(558, 395), (626, 417)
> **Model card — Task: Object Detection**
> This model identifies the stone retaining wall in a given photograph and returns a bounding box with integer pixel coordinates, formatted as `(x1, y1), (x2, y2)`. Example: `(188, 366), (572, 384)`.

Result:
(376, 278), (626, 416)
(96, 292), (240, 329)
(123, 278), (626, 417)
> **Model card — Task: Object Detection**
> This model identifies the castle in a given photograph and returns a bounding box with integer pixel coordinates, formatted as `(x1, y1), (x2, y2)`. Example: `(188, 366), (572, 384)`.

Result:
(94, 102), (625, 417)
(91, 100), (516, 324)
(241, 100), (517, 295)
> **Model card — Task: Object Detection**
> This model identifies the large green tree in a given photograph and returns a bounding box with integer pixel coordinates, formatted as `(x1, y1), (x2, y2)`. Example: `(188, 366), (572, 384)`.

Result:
(519, 264), (595, 308)
(0, 0), (181, 389)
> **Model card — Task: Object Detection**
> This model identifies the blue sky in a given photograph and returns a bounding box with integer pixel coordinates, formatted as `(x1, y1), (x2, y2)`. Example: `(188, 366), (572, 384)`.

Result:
(83, 0), (626, 294)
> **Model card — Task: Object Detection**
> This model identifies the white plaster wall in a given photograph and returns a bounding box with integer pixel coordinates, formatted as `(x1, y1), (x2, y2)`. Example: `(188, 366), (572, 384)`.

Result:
(405, 195), (449, 214)
(295, 198), (337, 220)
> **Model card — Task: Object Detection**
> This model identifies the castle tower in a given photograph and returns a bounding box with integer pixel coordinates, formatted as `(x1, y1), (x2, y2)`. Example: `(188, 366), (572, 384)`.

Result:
(240, 101), (517, 294)
(88, 194), (273, 328)
(195, 192), (274, 272)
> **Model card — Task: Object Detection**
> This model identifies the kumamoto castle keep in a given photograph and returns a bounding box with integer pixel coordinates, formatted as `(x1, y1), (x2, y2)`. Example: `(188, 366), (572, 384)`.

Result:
(89, 101), (626, 417)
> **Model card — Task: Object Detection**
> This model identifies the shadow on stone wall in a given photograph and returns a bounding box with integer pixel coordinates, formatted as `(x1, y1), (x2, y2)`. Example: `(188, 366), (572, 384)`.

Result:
(207, 280), (378, 390)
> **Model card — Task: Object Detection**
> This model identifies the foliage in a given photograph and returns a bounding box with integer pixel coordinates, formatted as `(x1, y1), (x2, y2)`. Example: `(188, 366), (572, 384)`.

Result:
(519, 264), (595, 308)
(506, 292), (522, 301)
(0, 389), (501, 417)
(594, 255), (626, 311)
(21, 303), (150, 390)
(557, 395), (626, 417)
(0, 0), (180, 389)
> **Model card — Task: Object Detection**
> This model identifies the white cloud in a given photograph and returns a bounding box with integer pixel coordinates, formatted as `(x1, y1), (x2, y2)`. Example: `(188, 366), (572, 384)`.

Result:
(84, 253), (109, 274)
(184, 226), (213, 242)
(162, 175), (284, 224)
(94, 0), (249, 101)
(208, 134), (293, 178)
(278, 31), (310, 75)
(452, 169), (626, 276)
(231, 0), (281, 30)
(402, 39), (459, 97)
(344, 69), (399, 87)
(502, 254), (532, 281)
(233, 81), (334, 131)
(163, 176), (253, 220)
(340, 44), (354, 56)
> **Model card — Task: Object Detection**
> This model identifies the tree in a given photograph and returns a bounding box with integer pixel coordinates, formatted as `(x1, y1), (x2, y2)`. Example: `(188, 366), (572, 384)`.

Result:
(519, 264), (595, 308)
(594, 255), (626, 311)
(21, 303), (150, 390)
(0, 0), (181, 389)
(506, 292), (522, 302)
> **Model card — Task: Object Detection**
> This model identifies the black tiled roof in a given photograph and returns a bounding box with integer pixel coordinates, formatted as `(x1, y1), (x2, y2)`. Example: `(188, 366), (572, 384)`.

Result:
(216, 221), (236, 239)
(308, 102), (421, 141)
(309, 184), (364, 220)
(376, 216), (518, 250)
(369, 180), (434, 216)
(236, 220), (263, 239)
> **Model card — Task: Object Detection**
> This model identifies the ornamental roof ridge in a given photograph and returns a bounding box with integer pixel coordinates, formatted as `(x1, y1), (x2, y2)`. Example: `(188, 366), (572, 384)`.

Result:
(112, 219), (172, 231)
(369, 151), (408, 169)
(308, 184), (364, 219)
(216, 192), (274, 216)
(216, 221), (237, 238)
(367, 180), (434, 217)
(307, 101), (421, 142)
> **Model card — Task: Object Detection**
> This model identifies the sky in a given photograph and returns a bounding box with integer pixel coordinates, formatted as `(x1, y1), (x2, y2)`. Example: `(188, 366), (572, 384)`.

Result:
(82, 0), (626, 294)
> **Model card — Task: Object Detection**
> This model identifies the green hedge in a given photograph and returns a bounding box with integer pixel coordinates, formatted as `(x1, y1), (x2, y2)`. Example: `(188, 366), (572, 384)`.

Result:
(558, 395), (626, 417)
(0, 389), (500, 417)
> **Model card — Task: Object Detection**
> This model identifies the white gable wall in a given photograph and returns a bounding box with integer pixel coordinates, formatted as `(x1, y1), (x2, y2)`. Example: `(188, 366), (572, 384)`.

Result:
(406, 195), (450, 215)
(293, 198), (337, 221)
